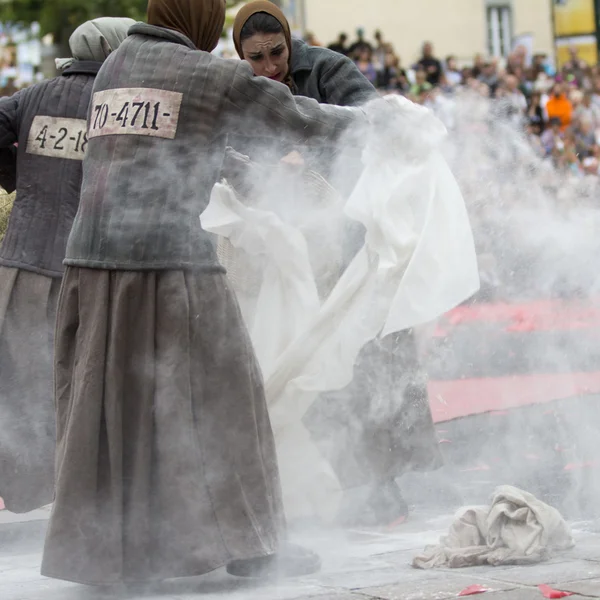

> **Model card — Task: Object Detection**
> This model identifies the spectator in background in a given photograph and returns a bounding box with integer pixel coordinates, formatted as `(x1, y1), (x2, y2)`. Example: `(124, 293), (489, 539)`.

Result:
(348, 28), (372, 59)
(410, 66), (433, 102)
(328, 32), (348, 56)
(373, 30), (387, 76)
(472, 53), (484, 78)
(558, 129), (581, 175)
(541, 117), (564, 156)
(546, 82), (573, 131)
(304, 31), (321, 46)
(478, 62), (499, 97)
(574, 117), (598, 159)
(504, 74), (527, 110)
(355, 47), (377, 85)
(378, 51), (408, 92)
(591, 76), (600, 108)
(563, 45), (587, 85)
(532, 54), (549, 78)
(527, 91), (545, 132)
(526, 120), (545, 156)
(575, 90), (600, 130)
(417, 41), (442, 86)
(445, 55), (462, 88)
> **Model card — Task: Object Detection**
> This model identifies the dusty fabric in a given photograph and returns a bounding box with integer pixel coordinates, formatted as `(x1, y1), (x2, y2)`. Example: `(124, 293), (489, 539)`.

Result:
(413, 486), (575, 569)
(290, 39), (377, 107)
(41, 267), (284, 585)
(304, 331), (442, 489)
(64, 23), (360, 272)
(233, 1), (293, 88)
(148, 0), (225, 51)
(0, 266), (60, 512)
(56, 17), (134, 69)
(201, 95), (479, 520)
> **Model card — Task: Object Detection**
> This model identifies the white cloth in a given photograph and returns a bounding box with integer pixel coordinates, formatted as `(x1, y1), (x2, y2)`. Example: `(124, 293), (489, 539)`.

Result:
(201, 183), (320, 378)
(201, 95), (480, 520)
(413, 486), (575, 569)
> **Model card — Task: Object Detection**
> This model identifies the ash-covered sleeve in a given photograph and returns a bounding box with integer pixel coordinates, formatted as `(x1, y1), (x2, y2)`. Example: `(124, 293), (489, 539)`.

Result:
(223, 61), (365, 144)
(315, 53), (378, 107)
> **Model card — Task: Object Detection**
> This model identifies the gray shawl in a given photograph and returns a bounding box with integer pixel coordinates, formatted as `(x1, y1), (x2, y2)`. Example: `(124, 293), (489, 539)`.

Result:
(56, 17), (136, 70)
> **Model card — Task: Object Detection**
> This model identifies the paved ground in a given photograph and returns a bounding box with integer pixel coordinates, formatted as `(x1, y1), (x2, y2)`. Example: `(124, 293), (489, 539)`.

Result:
(1, 509), (599, 600)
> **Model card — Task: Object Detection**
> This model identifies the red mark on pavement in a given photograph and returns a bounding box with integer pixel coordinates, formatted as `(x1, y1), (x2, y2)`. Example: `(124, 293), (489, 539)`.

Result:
(563, 461), (600, 471)
(460, 465), (491, 472)
(386, 515), (408, 531)
(538, 584), (574, 598)
(458, 584), (490, 596)
(0, 497), (4, 510)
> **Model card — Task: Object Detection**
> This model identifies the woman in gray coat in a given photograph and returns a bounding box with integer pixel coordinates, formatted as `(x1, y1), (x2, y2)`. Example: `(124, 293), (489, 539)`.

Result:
(0, 17), (133, 514)
(234, 2), (443, 529)
(233, 1), (376, 107)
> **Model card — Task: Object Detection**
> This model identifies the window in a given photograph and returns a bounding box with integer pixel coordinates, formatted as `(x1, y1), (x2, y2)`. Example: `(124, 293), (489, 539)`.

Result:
(487, 5), (513, 57)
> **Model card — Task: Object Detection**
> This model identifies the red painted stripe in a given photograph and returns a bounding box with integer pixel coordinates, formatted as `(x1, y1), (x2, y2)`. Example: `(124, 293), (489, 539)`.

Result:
(428, 372), (600, 423)
(435, 299), (600, 336)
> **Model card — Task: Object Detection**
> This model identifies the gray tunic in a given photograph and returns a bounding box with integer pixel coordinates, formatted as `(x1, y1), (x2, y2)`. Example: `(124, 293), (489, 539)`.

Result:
(64, 24), (362, 272)
(291, 39), (378, 107)
(0, 61), (101, 277)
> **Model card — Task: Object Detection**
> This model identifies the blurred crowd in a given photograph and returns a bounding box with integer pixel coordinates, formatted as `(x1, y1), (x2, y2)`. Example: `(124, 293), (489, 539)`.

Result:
(321, 28), (600, 178)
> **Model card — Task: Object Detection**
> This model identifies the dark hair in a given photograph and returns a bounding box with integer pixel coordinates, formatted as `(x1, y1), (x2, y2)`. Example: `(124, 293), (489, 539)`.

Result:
(240, 12), (284, 43)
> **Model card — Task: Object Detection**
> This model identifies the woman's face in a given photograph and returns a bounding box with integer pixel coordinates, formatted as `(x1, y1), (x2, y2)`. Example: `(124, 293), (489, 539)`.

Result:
(358, 49), (371, 62)
(241, 32), (289, 83)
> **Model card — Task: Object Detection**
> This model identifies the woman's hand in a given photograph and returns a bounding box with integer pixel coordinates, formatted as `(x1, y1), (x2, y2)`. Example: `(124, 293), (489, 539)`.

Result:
(280, 151), (304, 166)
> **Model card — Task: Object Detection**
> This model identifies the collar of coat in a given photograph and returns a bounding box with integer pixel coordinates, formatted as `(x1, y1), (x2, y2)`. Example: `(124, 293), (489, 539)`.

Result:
(290, 38), (315, 75)
(129, 22), (197, 51)
(62, 60), (102, 76)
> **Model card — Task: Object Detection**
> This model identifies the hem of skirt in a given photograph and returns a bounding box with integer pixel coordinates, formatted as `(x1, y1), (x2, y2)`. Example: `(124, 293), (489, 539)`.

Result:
(40, 548), (275, 586)
(63, 258), (226, 273)
(0, 258), (63, 278)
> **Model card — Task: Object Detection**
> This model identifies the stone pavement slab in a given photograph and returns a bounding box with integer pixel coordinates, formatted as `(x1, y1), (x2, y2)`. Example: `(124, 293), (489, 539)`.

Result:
(560, 578), (600, 596)
(480, 560), (600, 587)
(1, 511), (600, 600)
(359, 574), (519, 599)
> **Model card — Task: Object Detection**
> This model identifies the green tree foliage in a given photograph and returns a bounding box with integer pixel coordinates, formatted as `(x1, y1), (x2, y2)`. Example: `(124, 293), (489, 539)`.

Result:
(0, 0), (247, 46)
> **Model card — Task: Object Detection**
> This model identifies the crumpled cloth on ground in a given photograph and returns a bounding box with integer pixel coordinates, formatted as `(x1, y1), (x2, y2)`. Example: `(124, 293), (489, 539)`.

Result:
(413, 486), (575, 569)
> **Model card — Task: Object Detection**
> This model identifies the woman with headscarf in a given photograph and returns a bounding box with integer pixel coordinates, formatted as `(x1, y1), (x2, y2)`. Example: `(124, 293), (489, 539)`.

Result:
(0, 17), (133, 515)
(234, 1), (442, 529)
(39, 0), (400, 587)
(233, 1), (377, 107)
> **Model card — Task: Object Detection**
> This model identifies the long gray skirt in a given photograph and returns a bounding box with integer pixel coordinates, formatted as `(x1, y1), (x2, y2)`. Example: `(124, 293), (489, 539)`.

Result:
(0, 265), (59, 512)
(41, 267), (285, 585)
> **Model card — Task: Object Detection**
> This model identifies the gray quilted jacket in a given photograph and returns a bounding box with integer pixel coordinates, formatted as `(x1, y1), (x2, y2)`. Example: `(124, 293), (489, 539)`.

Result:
(65, 24), (362, 271)
(291, 39), (378, 107)
(0, 61), (100, 277)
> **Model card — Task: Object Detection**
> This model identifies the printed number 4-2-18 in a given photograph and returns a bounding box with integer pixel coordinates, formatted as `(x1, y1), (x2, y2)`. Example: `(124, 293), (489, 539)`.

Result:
(35, 125), (87, 153)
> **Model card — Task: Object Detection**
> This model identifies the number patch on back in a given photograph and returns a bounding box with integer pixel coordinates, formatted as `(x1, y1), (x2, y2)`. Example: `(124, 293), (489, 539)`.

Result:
(26, 116), (88, 160)
(88, 88), (183, 140)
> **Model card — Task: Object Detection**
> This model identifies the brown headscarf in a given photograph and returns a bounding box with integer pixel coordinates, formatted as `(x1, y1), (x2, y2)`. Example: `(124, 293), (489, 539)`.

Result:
(233, 1), (294, 88)
(147, 0), (226, 51)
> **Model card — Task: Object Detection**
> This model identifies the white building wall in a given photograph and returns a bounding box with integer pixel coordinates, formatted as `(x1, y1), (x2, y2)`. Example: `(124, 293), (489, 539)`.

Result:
(303, 0), (554, 65)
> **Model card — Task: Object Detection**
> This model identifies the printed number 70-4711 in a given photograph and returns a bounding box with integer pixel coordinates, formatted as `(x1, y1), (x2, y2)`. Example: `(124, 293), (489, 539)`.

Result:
(93, 101), (162, 131)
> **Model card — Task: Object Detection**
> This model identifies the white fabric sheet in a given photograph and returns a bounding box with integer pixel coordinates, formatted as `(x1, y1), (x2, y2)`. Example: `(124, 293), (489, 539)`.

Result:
(200, 95), (480, 520)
